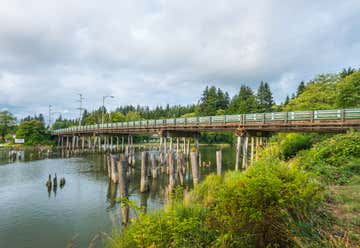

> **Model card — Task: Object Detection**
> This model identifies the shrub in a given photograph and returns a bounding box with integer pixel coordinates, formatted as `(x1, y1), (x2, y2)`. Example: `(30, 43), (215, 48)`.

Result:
(205, 158), (323, 247)
(279, 133), (312, 160)
(297, 131), (360, 184)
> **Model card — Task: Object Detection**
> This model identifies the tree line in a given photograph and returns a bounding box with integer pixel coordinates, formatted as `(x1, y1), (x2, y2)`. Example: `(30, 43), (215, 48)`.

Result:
(1, 67), (359, 145)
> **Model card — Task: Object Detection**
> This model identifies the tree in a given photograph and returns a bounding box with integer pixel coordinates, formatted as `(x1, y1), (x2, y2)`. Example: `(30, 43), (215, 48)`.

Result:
(340, 67), (356, 79)
(0, 111), (16, 142)
(284, 95), (290, 105)
(296, 81), (306, 97)
(257, 81), (274, 112)
(197, 86), (230, 116)
(284, 74), (339, 111)
(227, 85), (258, 114)
(336, 70), (360, 108)
(125, 111), (142, 121)
(15, 120), (50, 145)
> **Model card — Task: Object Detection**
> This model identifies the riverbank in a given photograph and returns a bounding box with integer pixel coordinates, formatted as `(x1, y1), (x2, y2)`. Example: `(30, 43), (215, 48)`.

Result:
(107, 131), (360, 248)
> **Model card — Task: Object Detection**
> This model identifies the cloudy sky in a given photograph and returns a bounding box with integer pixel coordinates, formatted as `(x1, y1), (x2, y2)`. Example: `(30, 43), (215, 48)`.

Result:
(0, 0), (359, 120)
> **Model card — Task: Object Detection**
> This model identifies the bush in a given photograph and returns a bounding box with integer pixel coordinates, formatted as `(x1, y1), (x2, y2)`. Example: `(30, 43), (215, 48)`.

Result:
(279, 133), (312, 160)
(297, 131), (360, 184)
(204, 158), (323, 247)
(109, 153), (323, 248)
(108, 205), (214, 248)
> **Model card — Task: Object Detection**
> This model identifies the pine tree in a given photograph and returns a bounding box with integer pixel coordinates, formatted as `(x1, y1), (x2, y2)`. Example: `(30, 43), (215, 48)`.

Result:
(257, 81), (274, 112)
(228, 85), (258, 114)
(284, 95), (290, 105)
(296, 81), (306, 97)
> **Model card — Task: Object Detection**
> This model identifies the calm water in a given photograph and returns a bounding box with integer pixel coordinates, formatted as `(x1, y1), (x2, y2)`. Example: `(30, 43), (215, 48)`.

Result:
(0, 146), (235, 248)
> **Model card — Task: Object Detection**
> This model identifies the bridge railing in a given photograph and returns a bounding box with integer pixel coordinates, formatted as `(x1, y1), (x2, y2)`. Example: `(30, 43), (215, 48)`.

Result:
(51, 108), (360, 134)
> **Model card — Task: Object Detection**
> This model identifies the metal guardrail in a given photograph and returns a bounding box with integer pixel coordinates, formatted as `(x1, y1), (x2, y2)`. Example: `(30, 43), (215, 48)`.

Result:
(52, 108), (360, 134)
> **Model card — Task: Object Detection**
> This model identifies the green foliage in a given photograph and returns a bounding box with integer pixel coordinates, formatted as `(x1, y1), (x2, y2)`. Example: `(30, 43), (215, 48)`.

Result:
(227, 85), (258, 114)
(0, 110), (16, 143)
(279, 133), (312, 160)
(285, 74), (339, 111)
(205, 160), (322, 247)
(109, 205), (214, 248)
(200, 132), (234, 144)
(297, 131), (360, 184)
(336, 70), (360, 108)
(296, 81), (306, 97)
(257, 81), (274, 112)
(15, 120), (52, 146)
(197, 86), (230, 116)
(110, 153), (323, 248)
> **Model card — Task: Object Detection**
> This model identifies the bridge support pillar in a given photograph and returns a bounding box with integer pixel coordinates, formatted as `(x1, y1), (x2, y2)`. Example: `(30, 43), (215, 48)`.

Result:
(235, 135), (242, 171)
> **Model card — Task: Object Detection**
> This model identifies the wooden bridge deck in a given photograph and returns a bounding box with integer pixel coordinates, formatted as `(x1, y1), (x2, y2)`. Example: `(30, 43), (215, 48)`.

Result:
(52, 108), (360, 136)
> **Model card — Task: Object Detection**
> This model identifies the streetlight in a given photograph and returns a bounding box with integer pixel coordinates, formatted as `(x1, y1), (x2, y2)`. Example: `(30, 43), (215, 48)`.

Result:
(102, 95), (114, 125)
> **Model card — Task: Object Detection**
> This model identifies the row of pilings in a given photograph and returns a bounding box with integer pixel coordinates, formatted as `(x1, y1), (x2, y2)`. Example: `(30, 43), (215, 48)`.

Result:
(56, 130), (270, 223)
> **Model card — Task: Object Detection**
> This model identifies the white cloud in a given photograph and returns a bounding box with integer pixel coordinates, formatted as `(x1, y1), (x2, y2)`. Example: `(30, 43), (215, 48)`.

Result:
(0, 0), (359, 119)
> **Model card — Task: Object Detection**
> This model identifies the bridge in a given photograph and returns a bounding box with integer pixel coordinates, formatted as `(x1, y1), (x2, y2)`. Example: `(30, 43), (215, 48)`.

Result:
(52, 108), (360, 169)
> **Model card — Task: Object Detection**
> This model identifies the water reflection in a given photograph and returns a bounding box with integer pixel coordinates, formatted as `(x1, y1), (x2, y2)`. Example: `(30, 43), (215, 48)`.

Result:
(0, 145), (235, 248)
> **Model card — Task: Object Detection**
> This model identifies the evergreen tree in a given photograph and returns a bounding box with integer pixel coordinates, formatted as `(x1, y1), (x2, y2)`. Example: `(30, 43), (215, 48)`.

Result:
(198, 86), (229, 116)
(257, 81), (274, 112)
(228, 85), (258, 114)
(284, 95), (290, 105)
(296, 81), (306, 97)
(340, 67), (356, 79)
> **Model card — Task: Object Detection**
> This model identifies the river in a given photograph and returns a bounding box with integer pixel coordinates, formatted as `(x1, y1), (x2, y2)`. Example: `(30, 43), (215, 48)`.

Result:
(0, 146), (235, 248)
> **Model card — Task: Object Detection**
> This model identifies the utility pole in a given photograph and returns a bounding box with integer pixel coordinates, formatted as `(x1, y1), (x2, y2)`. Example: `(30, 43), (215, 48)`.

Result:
(102, 95), (114, 125)
(48, 104), (52, 129)
(77, 94), (85, 126)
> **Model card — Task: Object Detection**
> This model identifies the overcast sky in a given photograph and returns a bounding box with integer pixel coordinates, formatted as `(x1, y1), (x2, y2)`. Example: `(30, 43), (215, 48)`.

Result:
(0, 0), (359, 120)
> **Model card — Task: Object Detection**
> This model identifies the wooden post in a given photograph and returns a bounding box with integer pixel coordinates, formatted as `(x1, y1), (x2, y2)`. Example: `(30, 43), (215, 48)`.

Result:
(198, 152), (202, 168)
(242, 135), (249, 169)
(116, 136), (119, 151)
(110, 155), (119, 183)
(183, 137), (186, 154)
(121, 136), (124, 152)
(66, 136), (69, 150)
(177, 152), (185, 185)
(235, 135), (242, 170)
(81, 136), (85, 151)
(150, 153), (158, 179)
(168, 151), (176, 192)
(164, 137), (167, 154)
(186, 138), (190, 158)
(216, 150), (222, 176)
(169, 138), (173, 152)
(98, 136), (101, 152)
(110, 136), (113, 152)
(194, 135), (199, 153)
(176, 138), (179, 155)
(140, 152), (149, 192)
(118, 154), (129, 225)
(250, 136), (255, 165)
(88, 136), (91, 150)
(190, 152), (199, 186)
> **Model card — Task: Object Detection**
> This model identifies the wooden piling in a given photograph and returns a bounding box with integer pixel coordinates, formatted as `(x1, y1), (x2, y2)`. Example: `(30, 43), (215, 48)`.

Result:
(250, 136), (255, 165)
(242, 135), (249, 169)
(216, 150), (222, 176)
(235, 135), (242, 170)
(140, 152), (149, 192)
(177, 152), (185, 185)
(110, 155), (119, 183)
(150, 153), (158, 179)
(118, 154), (129, 225)
(168, 151), (176, 191)
(190, 152), (199, 186)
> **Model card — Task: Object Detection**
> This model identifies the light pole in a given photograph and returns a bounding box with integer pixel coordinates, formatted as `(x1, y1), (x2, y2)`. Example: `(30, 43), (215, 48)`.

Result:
(102, 95), (114, 125)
